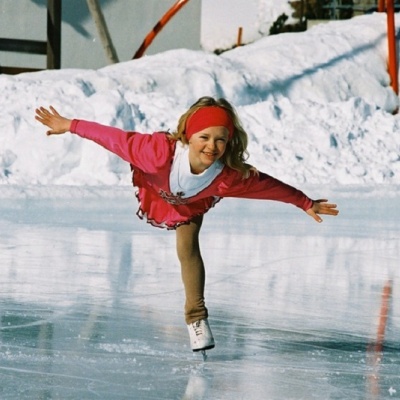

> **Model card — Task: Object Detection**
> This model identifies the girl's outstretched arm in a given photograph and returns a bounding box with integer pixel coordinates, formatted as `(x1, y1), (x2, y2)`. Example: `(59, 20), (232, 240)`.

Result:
(35, 106), (72, 135)
(306, 199), (339, 223)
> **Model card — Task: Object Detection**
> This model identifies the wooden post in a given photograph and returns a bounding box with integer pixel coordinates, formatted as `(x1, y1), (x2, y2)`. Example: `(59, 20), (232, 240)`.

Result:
(300, 0), (305, 26)
(47, 0), (62, 69)
(86, 0), (119, 64)
(386, 0), (398, 94)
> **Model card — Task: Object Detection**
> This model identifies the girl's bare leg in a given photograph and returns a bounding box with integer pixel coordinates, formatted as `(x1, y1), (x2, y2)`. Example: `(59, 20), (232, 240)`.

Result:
(176, 215), (207, 324)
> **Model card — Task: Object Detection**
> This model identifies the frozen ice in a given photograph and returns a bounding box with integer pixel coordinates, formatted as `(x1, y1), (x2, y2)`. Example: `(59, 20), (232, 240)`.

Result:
(0, 187), (399, 399)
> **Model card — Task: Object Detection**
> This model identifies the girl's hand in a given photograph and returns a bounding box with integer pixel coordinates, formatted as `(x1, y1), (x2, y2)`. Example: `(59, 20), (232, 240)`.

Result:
(306, 199), (339, 223)
(35, 106), (72, 135)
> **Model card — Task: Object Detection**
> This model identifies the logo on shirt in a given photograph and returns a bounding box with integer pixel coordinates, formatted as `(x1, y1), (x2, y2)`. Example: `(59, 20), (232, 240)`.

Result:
(159, 189), (188, 205)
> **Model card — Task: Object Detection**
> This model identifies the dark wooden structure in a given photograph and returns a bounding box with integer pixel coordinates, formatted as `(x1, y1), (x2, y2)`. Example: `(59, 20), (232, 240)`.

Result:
(0, 0), (61, 74)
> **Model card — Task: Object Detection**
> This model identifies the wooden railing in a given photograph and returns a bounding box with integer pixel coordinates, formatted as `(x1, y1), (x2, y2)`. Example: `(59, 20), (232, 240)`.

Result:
(0, 0), (61, 74)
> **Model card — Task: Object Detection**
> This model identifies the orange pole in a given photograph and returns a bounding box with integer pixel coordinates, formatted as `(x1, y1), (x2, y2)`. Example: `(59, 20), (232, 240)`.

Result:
(365, 280), (393, 399)
(386, 0), (398, 94)
(378, 0), (386, 12)
(133, 0), (191, 59)
(374, 280), (392, 352)
(237, 27), (243, 47)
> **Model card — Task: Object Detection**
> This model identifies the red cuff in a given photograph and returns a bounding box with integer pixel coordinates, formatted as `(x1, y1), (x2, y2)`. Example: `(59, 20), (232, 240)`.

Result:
(70, 119), (80, 133)
(305, 199), (314, 211)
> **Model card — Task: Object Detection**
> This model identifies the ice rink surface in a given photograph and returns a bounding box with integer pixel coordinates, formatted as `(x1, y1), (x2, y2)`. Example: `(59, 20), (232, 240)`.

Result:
(0, 188), (399, 399)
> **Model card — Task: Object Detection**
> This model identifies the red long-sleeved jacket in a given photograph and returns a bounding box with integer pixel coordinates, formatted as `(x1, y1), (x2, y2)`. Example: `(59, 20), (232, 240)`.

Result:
(71, 119), (313, 229)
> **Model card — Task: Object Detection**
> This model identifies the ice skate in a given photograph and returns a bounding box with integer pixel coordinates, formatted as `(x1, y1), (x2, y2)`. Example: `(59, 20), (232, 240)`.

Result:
(187, 319), (215, 353)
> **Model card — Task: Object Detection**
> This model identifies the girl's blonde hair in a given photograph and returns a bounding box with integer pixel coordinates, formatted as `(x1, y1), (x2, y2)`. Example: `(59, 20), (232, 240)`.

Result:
(170, 96), (253, 177)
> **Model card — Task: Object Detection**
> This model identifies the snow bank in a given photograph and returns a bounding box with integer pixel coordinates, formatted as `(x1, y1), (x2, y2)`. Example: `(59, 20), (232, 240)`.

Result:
(0, 13), (399, 187)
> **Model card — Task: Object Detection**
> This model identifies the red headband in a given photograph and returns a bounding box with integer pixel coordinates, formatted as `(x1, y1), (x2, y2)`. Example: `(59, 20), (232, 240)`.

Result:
(185, 106), (234, 140)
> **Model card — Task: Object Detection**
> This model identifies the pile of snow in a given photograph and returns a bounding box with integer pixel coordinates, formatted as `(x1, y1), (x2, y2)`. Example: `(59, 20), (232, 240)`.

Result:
(256, 0), (297, 37)
(201, 0), (295, 52)
(1, 13), (399, 188)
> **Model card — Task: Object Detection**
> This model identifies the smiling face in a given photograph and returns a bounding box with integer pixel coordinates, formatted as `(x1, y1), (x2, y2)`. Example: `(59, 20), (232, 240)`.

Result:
(188, 126), (229, 174)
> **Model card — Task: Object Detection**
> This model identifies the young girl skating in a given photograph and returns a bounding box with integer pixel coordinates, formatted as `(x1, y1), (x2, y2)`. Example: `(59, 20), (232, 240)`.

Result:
(35, 96), (339, 355)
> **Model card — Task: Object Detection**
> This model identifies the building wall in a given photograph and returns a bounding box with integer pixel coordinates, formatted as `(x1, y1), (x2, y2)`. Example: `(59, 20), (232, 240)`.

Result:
(0, 0), (201, 70)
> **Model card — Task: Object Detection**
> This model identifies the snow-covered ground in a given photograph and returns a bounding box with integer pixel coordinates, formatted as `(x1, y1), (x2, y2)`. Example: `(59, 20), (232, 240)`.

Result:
(1, 13), (400, 188)
(1, 11), (400, 400)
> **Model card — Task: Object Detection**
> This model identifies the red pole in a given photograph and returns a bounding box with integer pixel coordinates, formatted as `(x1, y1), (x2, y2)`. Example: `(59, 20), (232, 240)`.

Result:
(378, 0), (386, 12)
(386, 0), (398, 94)
(133, 0), (191, 59)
